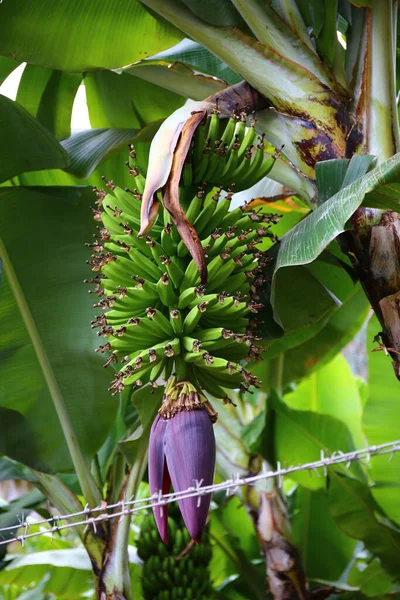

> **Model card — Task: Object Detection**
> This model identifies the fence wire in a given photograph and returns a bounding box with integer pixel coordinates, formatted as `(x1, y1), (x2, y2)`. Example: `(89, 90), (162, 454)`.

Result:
(1, 439), (399, 547)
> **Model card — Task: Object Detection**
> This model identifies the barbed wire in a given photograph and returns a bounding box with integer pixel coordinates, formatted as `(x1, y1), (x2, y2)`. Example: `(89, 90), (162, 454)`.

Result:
(1, 439), (399, 547)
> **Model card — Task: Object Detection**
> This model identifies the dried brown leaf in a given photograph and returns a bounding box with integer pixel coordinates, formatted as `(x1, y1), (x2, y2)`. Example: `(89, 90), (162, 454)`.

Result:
(162, 109), (208, 283)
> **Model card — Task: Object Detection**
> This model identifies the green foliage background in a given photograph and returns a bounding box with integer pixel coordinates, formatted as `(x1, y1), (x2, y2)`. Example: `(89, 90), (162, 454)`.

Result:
(0, 1), (400, 599)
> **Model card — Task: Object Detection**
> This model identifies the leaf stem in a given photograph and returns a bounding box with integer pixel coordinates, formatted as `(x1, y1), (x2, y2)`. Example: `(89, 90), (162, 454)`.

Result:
(32, 470), (105, 565)
(140, 0), (336, 115)
(230, 0), (335, 88)
(102, 445), (149, 599)
(273, 0), (316, 52)
(91, 454), (103, 492)
(368, 0), (399, 160)
(0, 238), (102, 509)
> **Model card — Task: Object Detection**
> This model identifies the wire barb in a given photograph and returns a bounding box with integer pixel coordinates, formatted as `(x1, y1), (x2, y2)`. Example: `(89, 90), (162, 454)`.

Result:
(0, 440), (399, 547)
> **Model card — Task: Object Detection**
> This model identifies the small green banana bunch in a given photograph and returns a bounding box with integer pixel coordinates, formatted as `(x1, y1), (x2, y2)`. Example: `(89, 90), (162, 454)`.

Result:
(182, 109), (275, 191)
(86, 110), (279, 400)
(137, 510), (213, 600)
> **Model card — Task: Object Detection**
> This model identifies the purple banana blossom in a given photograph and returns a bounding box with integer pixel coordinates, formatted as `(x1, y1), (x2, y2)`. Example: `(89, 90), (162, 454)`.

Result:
(149, 409), (216, 543)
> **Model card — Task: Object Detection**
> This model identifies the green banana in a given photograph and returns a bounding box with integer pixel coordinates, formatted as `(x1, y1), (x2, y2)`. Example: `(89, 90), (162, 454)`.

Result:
(237, 122), (256, 161)
(157, 272), (179, 307)
(170, 310), (183, 335)
(182, 303), (209, 335)
(193, 197), (218, 236)
(195, 367), (227, 399)
(180, 259), (202, 291)
(146, 308), (176, 337)
(162, 257), (185, 289)
(192, 119), (207, 168)
(177, 286), (203, 309)
(220, 115), (236, 146)
(161, 223), (176, 256)
(182, 160), (192, 187)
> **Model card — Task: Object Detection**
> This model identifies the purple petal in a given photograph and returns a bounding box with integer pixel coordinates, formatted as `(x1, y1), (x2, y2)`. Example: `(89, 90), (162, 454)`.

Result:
(148, 414), (170, 543)
(165, 409), (216, 542)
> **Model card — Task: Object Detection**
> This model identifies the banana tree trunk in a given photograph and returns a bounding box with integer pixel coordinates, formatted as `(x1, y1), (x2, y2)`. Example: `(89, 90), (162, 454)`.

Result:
(247, 487), (309, 600)
(344, 0), (400, 376)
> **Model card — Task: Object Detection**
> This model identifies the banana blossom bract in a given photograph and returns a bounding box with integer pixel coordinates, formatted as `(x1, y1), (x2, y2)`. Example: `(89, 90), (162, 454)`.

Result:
(139, 101), (213, 283)
(149, 409), (216, 543)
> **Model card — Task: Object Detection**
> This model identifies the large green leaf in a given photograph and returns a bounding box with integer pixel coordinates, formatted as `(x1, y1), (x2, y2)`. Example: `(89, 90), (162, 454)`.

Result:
(363, 315), (400, 526)
(0, 457), (34, 483)
(0, 548), (125, 598)
(328, 474), (400, 579)
(126, 60), (227, 100)
(0, 1), (182, 71)
(0, 57), (20, 85)
(61, 129), (140, 179)
(0, 549), (93, 598)
(240, 411), (266, 455)
(362, 182), (400, 211)
(84, 70), (184, 129)
(279, 286), (370, 385)
(315, 155), (374, 206)
(142, 39), (241, 85)
(272, 265), (339, 332)
(271, 244), (360, 331)
(0, 574), (49, 600)
(0, 186), (117, 472)
(315, 158), (350, 205)
(0, 545), (143, 600)
(283, 353), (364, 448)
(16, 65), (82, 140)
(36, 71), (82, 140)
(179, 0), (244, 27)
(257, 244), (369, 383)
(348, 558), (396, 597)
(273, 152), (400, 285)
(292, 488), (356, 581)
(0, 94), (70, 183)
(271, 394), (363, 490)
(16, 64), (53, 116)
(253, 285), (369, 390)
(210, 499), (264, 599)
(20, 144), (149, 193)
(0, 489), (44, 559)
(57, 69), (186, 178)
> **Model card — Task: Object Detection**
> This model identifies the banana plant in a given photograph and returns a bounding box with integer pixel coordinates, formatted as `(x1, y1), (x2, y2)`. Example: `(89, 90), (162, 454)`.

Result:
(1, 1), (400, 600)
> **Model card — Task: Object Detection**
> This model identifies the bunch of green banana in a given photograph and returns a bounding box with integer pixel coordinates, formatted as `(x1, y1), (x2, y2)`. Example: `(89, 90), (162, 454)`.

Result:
(137, 510), (213, 600)
(86, 111), (280, 401)
(188, 110), (275, 191)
